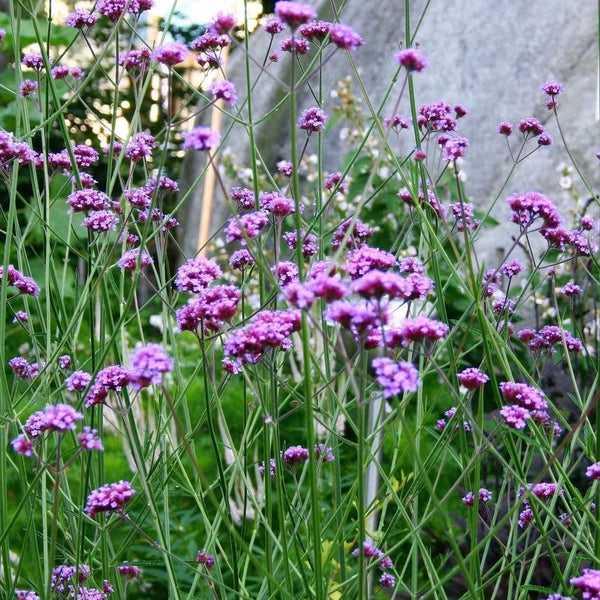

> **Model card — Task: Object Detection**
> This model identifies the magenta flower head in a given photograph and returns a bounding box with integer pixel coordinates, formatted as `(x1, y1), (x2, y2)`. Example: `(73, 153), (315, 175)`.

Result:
(371, 357), (420, 397)
(174, 256), (222, 292)
(85, 480), (135, 518)
(129, 343), (173, 390)
(457, 367), (489, 389)
(22, 52), (48, 71)
(571, 569), (600, 599)
(298, 107), (328, 133)
(395, 48), (428, 72)
(153, 42), (190, 66)
(65, 8), (99, 28)
(118, 564), (141, 580)
(586, 462), (600, 481)
(497, 121), (513, 136)
(125, 132), (156, 162)
(330, 24), (364, 51)
(275, 1), (317, 28)
(210, 79), (237, 106)
(182, 126), (220, 151)
(541, 80), (563, 96)
(0, 29), (5, 44)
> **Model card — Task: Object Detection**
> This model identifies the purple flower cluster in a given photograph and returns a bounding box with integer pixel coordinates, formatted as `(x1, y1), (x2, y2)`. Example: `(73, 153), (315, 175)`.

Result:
(371, 357), (420, 397)
(275, 1), (317, 27)
(571, 569), (600, 600)
(117, 248), (153, 271)
(210, 79), (238, 105)
(0, 264), (41, 297)
(456, 367), (489, 389)
(507, 191), (562, 229)
(125, 132), (156, 162)
(342, 246), (397, 279)
(396, 48), (428, 72)
(223, 310), (301, 371)
(85, 480), (135, 517)
(129, 343), (173, 390)
(331, 218), (374, 250)
(225, 211), (270, 243)
(9, 357), (44, 379)
(462, 488), (492, 506)
(517, 325), (584, 353)
(183, 126), (221, 151)
(176, 285), (240, 333)
(152, 42), (190, 66)
(298, 107), (328, 133)
(352, 541), (395, 587)
(387, 316), (449, 346)
(23, 403), (83, 438)
(174, 256), (222, 292)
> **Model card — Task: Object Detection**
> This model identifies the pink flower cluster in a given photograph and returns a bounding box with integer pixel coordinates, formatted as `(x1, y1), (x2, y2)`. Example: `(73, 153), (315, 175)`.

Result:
(352, 542), (395, 587)
(85, 480), (135, 517)
(0, 264), (40, 297)
(371, 357), (420, 397)
(223, 310), (301, 371)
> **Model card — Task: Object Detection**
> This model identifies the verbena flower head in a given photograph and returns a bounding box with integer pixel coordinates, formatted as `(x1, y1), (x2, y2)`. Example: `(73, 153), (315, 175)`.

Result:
(153, 42), (190, 66)
(65, 8), (99, 28)
(298, 107), (328, 133)
(570, 569), (600, 600)
(507, 191), (562, 229)
(210, 79), (237, 105)
(85, 480), (135, 517)
(275, 1), (317, 28)
(129, 343), (173, 389)
(330, 24), (364, 50)
(395, 48), (428, 72)
(229, 249), (255, 270)
(174, 257), (222, 292)
(125, 132), (156, 162)
(264, 17), (285, 34)
(118, 564), (141, 579)
(388, 316), (449, 346)
(463, 488), (492, 506)
(67, 189), (111, 213)
(283, 445), (309, 465)
(223, 309), (301, 369)
(379, 573), (396, 588)
(331, 218), (373, 250)
(78, 427), (104, 451)
(500, 405), (530, 429)
(225, 211), (270, 243)
(259, 191), (295, 217)
(457, 367), (489, 389)
(65, 370), (92, 392)
(117, 248), (153, 271)
(342, 246), (397, 279)
(176, 285), (240, 332)
(183, 127), (220, 151)
(541, 80), (563, 96)
(11, 434), (34, 457)
(586, 462), (600, 481)
(119, 48), (152, 75)
(299, 20), (332, 40)
(1, 265), (40, 297)
(500, 382), (547, 410)
(518, 117), (544, 136)
(22, 52), (47, 71)
(83, 210), (119, 232)
(441, 135), (469, 161)
(23, 403), (83, 438)
(371, 357), (420, 397)
(281, 36), (311, 54)
(210, 12), (236, 34)
(96, 0), (127, 21)
(19, 80), (38, 98)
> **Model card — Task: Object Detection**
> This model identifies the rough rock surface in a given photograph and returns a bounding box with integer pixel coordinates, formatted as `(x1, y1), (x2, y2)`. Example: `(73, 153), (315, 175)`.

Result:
(179, 0), (598, 260)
